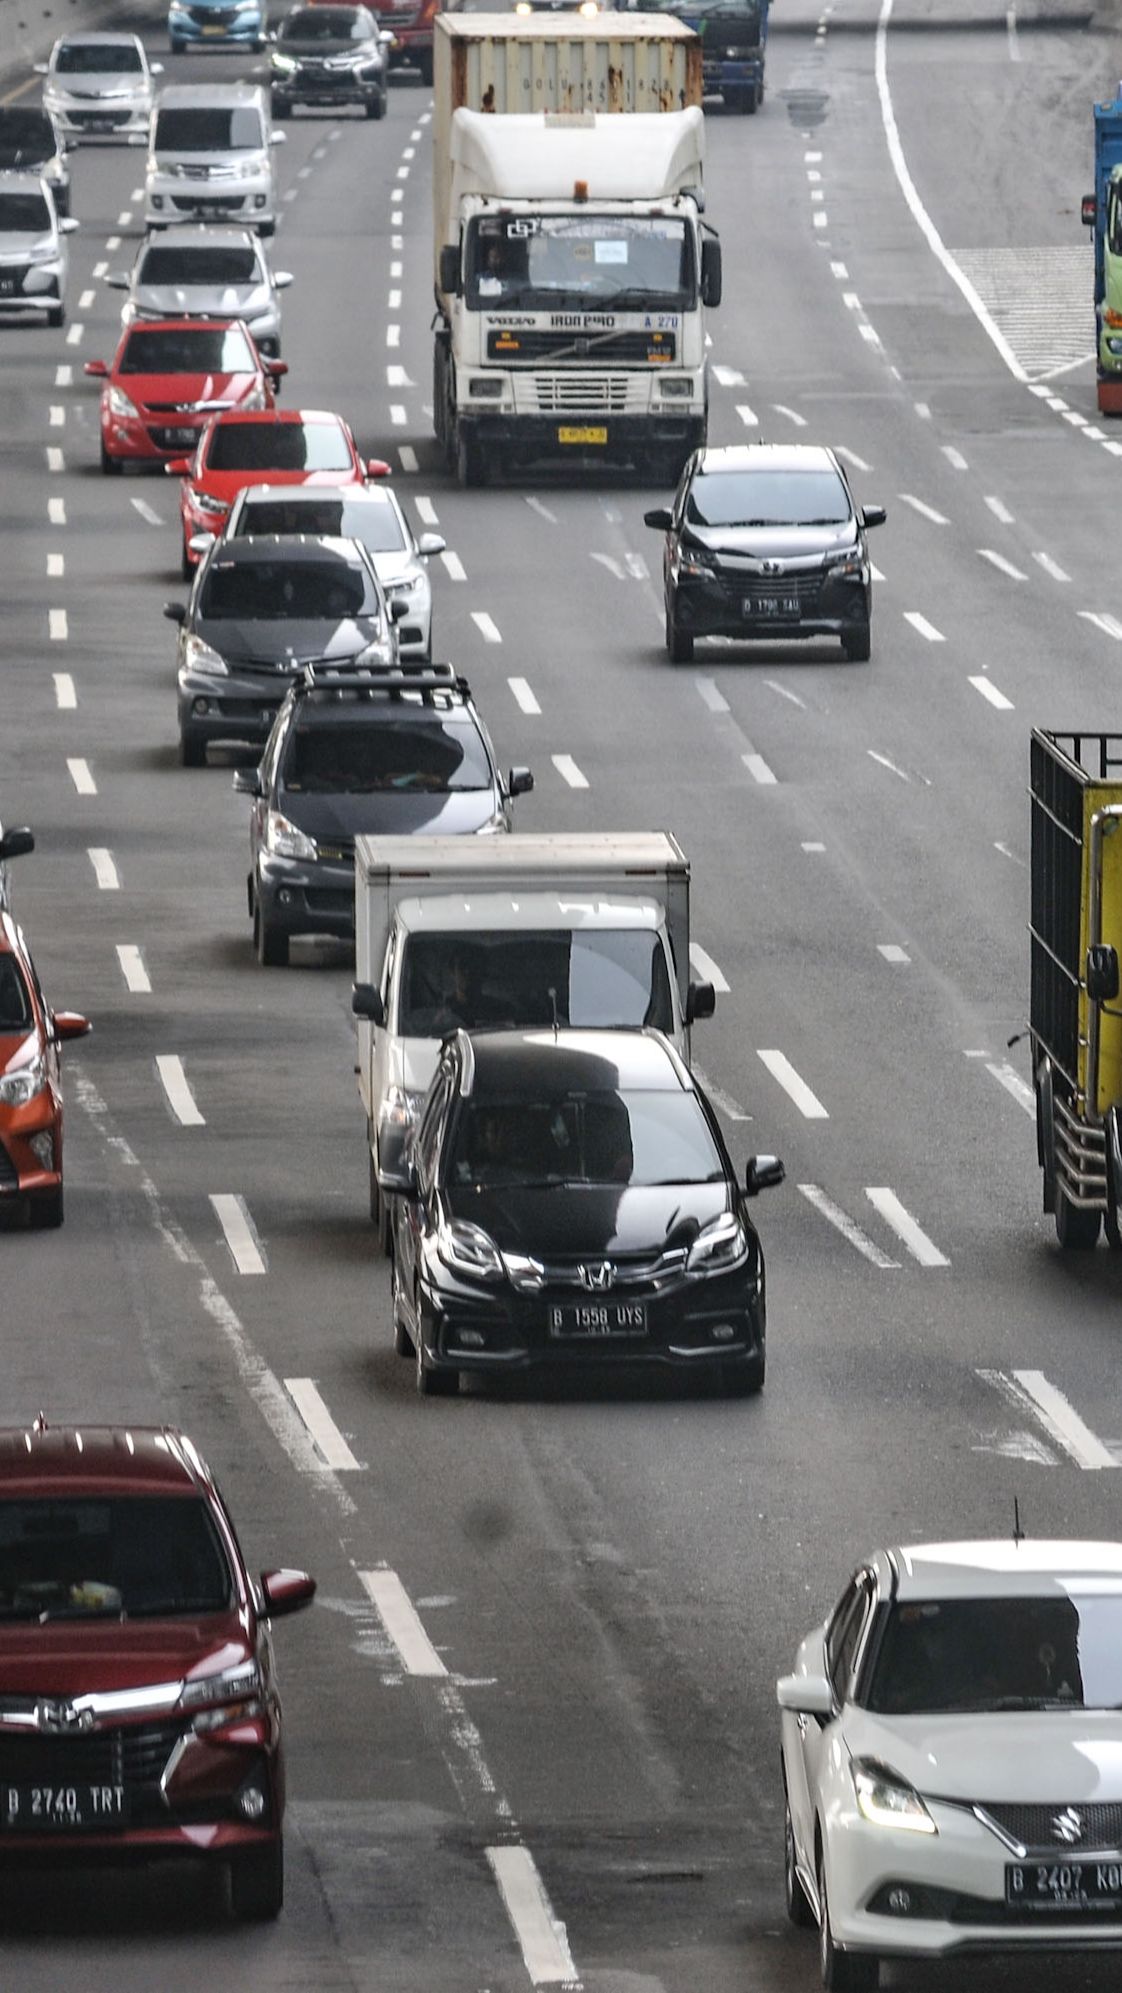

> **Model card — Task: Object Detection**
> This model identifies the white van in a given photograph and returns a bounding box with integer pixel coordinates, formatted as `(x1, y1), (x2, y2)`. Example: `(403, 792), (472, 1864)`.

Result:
(144, 83), (283, 235)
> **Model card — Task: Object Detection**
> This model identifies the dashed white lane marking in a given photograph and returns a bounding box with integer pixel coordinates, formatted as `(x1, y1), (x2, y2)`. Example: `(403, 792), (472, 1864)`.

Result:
(88, 848), (119, 891)
(54, 364), (71, 387)
(78, 288), (94, 311)
(282, 1387), (358, 1466)
(802, 841), (826, 852)
(712, 364), (745, 386)
(813, 212), (828, 230)
(391, 233), (403, 251)
(403, 145), (416, 159)
(858, 322), (881, 345)
(736, 403), (758, 427)
(48, 497), (65, 524)
(47, 552), (64, 578)
(842, 291), (861, 311)
(116, 944), (151, 995)
(508, 676), (540, 715)
(757, 1049), (828, 1120)
(870, 562), (885, 584)
(985, 495), (1015, 524)
(1034, 551), (1070, 582)
(830, 260), (849, 278)
(692, 1064), (751, 1122)
(994, 840), (1026, 865)
(414, 496), (439, 526)
(552, 755), (589, 790)
(865, 1187), (949, 1267)
(899, 493), (949, 525)
(398, 445), (418, 473)
(386, 324), (400, 349)
(1046, 395), (1068, 412)
(46, 447), (64, 473)
(67, 757), (95, 795)
(395, 164), (409, 180)
(359, 1569), (446, 1676)
(388, 288), (402, 309)
(53, 673), (76, 709)
(524, 495), (558, 524)
(984, 1059), (1035, 1115)
(903, 611), (944, 642)
(868, 749), (913, 783)
(689, 943), (729, 994)
(1063, 410), (1088, 427)
(486, 1844), (579, 1989)
(471, 611), (502, 643)
(1079, 611), (1122, 640)
(941, 444), (968, 470)
(773, 402), (807, 427)
(48, 608), (68, 641)
(765, 678), (806, 709)
(979, 1369), (1117, 1470)
(836, 445), (872, 472)
(129, 187), (142, 202)
(742, 751), (777, 786)
(92, 260), (107, 278)
(210, 1194), (268, 1277)
(877, 943), (910, 963)
(130, 497), (163, 527)
(387, 363), (414, 387)
(156, 1054), (205, 1128)
(970, 674), (1014, 711)
(49, 404), (65, 427)
(65, 323), (83, 347)
(624, 550), (648, 580)
(390, 404), (407, 427)
(116, 210), (131, 227)
(798, 1184), (900, 1268)
(440, 550), (466, 582)
(312, 144), (327, 161)
(590, 551), (626, 580)
(284, 189), (298, 204)
(695, 677), (729, 714)
(297, 164), (312, 180)
(105, 234), (120, 251)
(915, 401), (931, 419)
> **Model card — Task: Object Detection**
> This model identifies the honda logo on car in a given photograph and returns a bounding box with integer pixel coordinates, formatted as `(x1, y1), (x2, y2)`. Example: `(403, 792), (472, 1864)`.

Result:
(578, 1261), (615, 1291)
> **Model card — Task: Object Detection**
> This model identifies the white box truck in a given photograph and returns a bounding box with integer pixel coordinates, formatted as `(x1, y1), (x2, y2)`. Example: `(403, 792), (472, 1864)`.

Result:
(351, 831), (716, 1241)
(431, 12), (720, 487)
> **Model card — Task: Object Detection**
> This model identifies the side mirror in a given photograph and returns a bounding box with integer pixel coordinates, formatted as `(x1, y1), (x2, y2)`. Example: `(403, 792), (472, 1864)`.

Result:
(162, 600), (187, 624)
(379, 28), (396, 43)
(416, 532), (446, 557)
(685, 979), (716, 1024)
(232, 767), (262, 796)
(260, 1567), (316, 1618)
(0, 828), (35, 863)
(104, 272), (129, 289)
(165, 456), (192, 476)
(83, 359), (110, 378)
(439, 243), (462, 298)
(270, 128), (287, 145)
(366, 458), (391, 480)
(508, 766), (534, 797)
(700, 236), (722, 309)
(188, 531), (216, 556)
(861, 503), (886, 529)
(745, 1153), (785, 1197)
(1087, 943), (1120, 1005)
(389, 597), (409, 623)
(265, 358), (288, 378)
(776, 1671), (835, 1718)
(53, 1011), (92, 1043)
(59, 217), (80, 235)
(1083, 192), (1097, 228)
(126, 131), (148, 147)
(275, 270), (295, 289)
(150, 61), (165, 74)
(352, 982), (385, 1026)
(33, 62), (48, 75)
(643, 506), (673, 530)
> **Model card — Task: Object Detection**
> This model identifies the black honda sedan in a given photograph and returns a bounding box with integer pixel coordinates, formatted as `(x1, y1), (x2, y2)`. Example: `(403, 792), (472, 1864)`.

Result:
(390, 1028), (783, 1397)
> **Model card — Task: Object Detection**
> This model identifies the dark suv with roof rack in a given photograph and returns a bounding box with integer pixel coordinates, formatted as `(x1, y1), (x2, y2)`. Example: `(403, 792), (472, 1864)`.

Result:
(232, 663), (534, 965)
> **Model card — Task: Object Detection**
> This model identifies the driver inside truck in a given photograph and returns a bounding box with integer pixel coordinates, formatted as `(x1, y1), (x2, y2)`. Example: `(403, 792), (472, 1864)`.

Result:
(477, 238), (509, 296)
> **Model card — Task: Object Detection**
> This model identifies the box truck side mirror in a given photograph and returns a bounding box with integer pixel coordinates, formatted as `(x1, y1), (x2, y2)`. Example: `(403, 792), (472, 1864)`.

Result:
(1087, 944), (1120, 1005)
(1083, 193), (1097, 228)
(439, 243), (462, 297)
(686, 979), (715, 1024)
(700, 237), (722, 309)
(352, 982), (385, 1026)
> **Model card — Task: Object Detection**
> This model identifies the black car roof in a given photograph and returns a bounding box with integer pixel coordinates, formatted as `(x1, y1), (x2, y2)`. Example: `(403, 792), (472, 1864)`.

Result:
(210, 533), (369, 567)
(460, 1028), (689, 1098)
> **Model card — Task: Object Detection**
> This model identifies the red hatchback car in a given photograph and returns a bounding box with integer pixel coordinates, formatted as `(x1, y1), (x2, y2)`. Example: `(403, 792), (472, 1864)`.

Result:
(0, 897), (89, 1231)
(84, 320), (286, 476)
(167, 408), (389, 576)
(0, 1422), (315, 1919)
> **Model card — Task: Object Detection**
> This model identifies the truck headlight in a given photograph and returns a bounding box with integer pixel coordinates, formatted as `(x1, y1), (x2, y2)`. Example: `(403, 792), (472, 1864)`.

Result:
(659, 376), (694, 398)
(468, 377), (504, 399)
(0, 1056), (46, 1108)
(852, 1760), (937, 1835)
(265, 810), (316, 861)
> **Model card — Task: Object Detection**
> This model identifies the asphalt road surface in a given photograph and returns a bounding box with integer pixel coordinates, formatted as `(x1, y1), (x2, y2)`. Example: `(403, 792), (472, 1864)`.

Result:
(3, 1), (1122, 1986)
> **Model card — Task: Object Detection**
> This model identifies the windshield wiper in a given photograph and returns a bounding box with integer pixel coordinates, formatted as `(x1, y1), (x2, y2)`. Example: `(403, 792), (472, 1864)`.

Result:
(37, 1605), (125, 1624)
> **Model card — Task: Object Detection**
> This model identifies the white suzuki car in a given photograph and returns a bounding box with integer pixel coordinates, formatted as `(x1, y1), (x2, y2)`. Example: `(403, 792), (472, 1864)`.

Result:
(778, 1539), (1122, 1988)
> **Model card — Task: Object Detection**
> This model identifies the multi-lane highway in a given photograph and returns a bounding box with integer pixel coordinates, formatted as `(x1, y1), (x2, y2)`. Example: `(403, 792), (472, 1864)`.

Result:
(3, 0), (1122, 1984)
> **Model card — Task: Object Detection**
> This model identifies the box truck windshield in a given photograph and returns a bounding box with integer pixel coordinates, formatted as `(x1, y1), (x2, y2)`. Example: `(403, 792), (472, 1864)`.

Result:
(398, 928), (675, 1035)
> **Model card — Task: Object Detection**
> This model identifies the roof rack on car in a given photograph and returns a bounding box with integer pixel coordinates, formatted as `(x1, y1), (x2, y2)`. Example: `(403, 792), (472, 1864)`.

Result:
(296, 661), (471, 699)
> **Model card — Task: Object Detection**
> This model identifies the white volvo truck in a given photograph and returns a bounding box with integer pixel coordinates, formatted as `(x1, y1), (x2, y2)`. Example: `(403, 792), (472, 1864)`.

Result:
(431, 12), (720, 487)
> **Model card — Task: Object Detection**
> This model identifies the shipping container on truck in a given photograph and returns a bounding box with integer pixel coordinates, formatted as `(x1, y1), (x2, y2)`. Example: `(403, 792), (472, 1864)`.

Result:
(1081, 86), (1122, 415)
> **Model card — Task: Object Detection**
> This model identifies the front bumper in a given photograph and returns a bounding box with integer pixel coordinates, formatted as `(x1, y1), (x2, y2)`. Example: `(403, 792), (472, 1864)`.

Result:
(0, 1095), (63, 1201)
(103, 408), (218, 463)
(703, 56), (764, 91)
(0, 264), (63, 314)
(672, 565), (870, 643)
(255, 854), (354, 941)
(178, 668), (294, 752)
(146, 181), (275, 231)
(47, 100), (150, 139)
(458, 409), (706, 471)
(271, 69), (385, 104)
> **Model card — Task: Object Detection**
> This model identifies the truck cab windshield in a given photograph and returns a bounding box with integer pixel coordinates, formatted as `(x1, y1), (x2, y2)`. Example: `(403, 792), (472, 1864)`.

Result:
(465, 215), (695, 311)
(398, 929), (675, 1036)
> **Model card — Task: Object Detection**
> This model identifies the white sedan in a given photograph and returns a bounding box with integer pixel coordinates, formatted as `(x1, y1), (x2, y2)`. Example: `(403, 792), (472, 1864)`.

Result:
(778, 1539), (1122, 1989)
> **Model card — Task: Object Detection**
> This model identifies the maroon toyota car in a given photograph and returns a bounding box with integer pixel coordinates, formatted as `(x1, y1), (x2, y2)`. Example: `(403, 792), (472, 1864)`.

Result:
(0, 1422), (314, 1919)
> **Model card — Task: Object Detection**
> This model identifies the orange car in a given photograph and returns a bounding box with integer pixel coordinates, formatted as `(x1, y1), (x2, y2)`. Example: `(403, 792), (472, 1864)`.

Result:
(0, 875), (90, 1229)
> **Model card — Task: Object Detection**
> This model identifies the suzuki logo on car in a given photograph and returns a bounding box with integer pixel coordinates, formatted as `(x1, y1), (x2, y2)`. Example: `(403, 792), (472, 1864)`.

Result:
(1052, 1807), (1084, 1844)
(35, 1700), (92, 1735)
(578, 1260), (615, 1291)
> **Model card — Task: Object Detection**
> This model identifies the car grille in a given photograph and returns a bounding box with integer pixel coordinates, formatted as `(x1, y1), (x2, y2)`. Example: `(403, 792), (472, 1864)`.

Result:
(0, 1720), (184, 1789)
(514, 1248), (688, 1294)
(0, 1141), (19, 1192)
(533, 374), (630, 413)
(68, 109), (131, 130)
(978, 1801), (1122, 1853)
(719, 571), (824, 611)
(0, 265), (30, 298)
(170, 196), (246, 217)
(305, 889), (354, 918)
(488, 330), (675, 365)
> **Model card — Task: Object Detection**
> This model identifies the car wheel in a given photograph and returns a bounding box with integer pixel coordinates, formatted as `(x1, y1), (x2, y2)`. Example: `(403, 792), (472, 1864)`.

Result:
(721, 1348), (764, 1396)
(253, 903), (289, 968)
(419, 50), (434, 85)
(47, 304), (65, 330)
(28, 1187), (64, 1230)
(273, 100), (291, 120)
(784, 1792), (815, 1927)
(665, 601), (693, 664)
(1055, 1191), (1101, 1250)
(179, 731), (206, 769)
(415, 1314), (458, 1396)
(229, 1836), (283, 1922)
(391, 1256), (413, 1357)
(456, 434), (485, 489)
(366, 91), (386, 119)
(817, 1849), (878, 1990)
(744, 83), (760, 113)
(170, 39), (187, 53)
(100, 440), (122, 477)
(369, 1154), (392, 1257)
(843, 621), (871, 663)
(180, 540), (194, 582)
(258, 220), (276, 238)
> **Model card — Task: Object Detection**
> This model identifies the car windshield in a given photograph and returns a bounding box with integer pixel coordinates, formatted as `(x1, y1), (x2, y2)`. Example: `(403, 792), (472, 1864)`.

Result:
(465, 215), (695, 312)
(201, 558), (370, 620)
(0, 1498), (233, 1620)
(237, 494), (405, 551)
(138, 245), (260, 286)
(121, 326), (256, 373)
(55, 42), (143, 73)
(282, 717), (491, 793)
(866, 1595), (1122, 1714)
(449, 1088), (724, 1189)
(0, 112), (55, 160)
(282, 7), (375, 37)
(153, 108), (264, 152)
(685, 469), (852, 528)
(645, 0), (762, 34)
(0, 193), (51, 233)
(207, 421), (353, 472)
(399, 931), (675, 1037)
(0, 956), (32, 1032)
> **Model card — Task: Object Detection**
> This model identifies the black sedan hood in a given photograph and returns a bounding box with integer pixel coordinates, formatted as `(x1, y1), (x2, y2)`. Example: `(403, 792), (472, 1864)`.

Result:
(281, 788), (499, 838)
(283, 32), (371, 51)
(446, 1182), (731, 1255)
(198, 616), (381, 668)
(683, 521), (857, 562)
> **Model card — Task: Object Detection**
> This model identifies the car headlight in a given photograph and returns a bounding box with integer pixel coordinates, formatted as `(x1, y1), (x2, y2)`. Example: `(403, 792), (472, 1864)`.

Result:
(27, 241), (60, 265)
(686, 1211), (748, 1273)
(236, 154), (267, 181)
(823, 546), (864, 577)
(437, 1218), (504, 1284)
(0, 1055), (46, 1108)
(679, 545), (716, 577)
(270, 51), (298, 71)
(390, 572), (424, 596)
(182, 634), (229, 677)
(379, 1084), (422, 1133)
(179, 1659), (262, 1731)
(194, 490), (230, 518)
(852, 1759), (937, 1836)
(265, 809), (317, 861)
(107, 384), (141, 420)
(474, 813), (507, 835)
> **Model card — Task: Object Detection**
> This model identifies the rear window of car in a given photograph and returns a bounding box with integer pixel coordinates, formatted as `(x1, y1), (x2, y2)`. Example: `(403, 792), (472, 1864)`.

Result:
(0, 193), (51, 233)
(0, 111), (55, 157)
(866, 1594), (1122, 1715)
(201, 558), (371, 620)
(153, 107), (264, 152)
(55, 41), (144, 73)
(0, 955), (32, 1032)
(238, 495), (405, 551)
(282, 716), (492, 793)
(207, 421), (353, 472)
(138, 245), (260, 286)
(685, 468), (851, 528)
(122, 326), (255, 374)
(0, 1497), (233, 1619)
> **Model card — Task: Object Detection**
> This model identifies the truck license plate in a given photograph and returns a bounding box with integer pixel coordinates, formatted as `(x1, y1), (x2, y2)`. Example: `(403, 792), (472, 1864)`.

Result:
(557, 426), (607, 446)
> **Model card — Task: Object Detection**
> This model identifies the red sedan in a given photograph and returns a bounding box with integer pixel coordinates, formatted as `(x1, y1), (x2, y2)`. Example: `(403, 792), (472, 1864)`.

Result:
(0, 1421), (314, 1919)
(84, 320), (286, 476)
(167, 408), (390, 577)
(0, 898), (89, 1231)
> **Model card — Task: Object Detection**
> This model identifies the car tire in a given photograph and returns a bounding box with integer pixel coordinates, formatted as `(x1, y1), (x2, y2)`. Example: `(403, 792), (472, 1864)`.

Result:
(179, 731), (206, 769)
(456, 434), (485, 489)
(843, 621), (871, 663)
(181, 540), (193, 582)
(415, 1315), (458, 1396)
(817, 1849), (878, 1990)
(258, 220), (276, 238)
(28, 1187), (64, 1230)
(784, 1792), (815, 1928)
(47, 304), (65, 330)
(721, 1349), (764, 1396)
(100, 440), (122, 477)
(254, 903), (289, 968)
(170, 39), (187, 53)
(1055, 1191), (1101, 1251)
(273, 101), (291, 120)
(366, 92), (386, 120)
(419, 50), (434, 85)
(665, 602), (693, 664)
(230, 1836), (283, 1922)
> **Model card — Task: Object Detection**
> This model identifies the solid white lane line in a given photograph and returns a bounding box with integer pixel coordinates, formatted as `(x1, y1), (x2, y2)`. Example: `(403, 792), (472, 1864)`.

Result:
(903, 611), (944, 642)
(524, 495), (558, 524)
(441, 550), (466, 582)
(398, 445), (418, 473)
(389, 404), (407, 426)
(48, 497), (65, 524)
(985, 1060), (1034, 1115)
(695, 677), (729, 714)
(969, 675), (1014, 711)
(899, 493), (949, 524)
(877, 943), (910, 963)
(757, 1049), (828, 1119)
(941, 444), (968, 470)
(865, 1187), (949, 1266)
(978, 548), (1027, 581)
(736, 403), (758, 427)
(386, 363), (414, 387)
(985, 495), (1015, 524)
(743, 751), (777, 785)
(130, 497), (163, 527)
(359, 1569), (446, 1676)
(49, 608), (68, 642)
(980, 1369), (1117, 1471)
(49, 404), (65, 427)
(47, 552), (64, 578)
(689, 943), (729, 993)
(1034, 550), (1070, 581)
(711, 364), (745, 386)
(88, 848), (119, 891)
(53, 673), (76, 710)
(116, 945), (150, 994)
(471, 611), (502, 643)
(211, 1195), (269, 1278)
(65, 323), (83, 347)
(156, 1055), (205, 1128)
(798, 1184), (900, 1268)
(414, 496), (439, 526)
(692, 1064), (751, 1121)
(46, 447), (64, 473)
(54, 364), (72, 387)
(67, 758), (95, 795)
(552, 754), (589, 790)
(1079, 611), (1122, 640)
(773, 403), (807, 427)
(508, 677), (540, 715)
(486, 1845), (578, 1989)
(836, 445), (872, 472)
